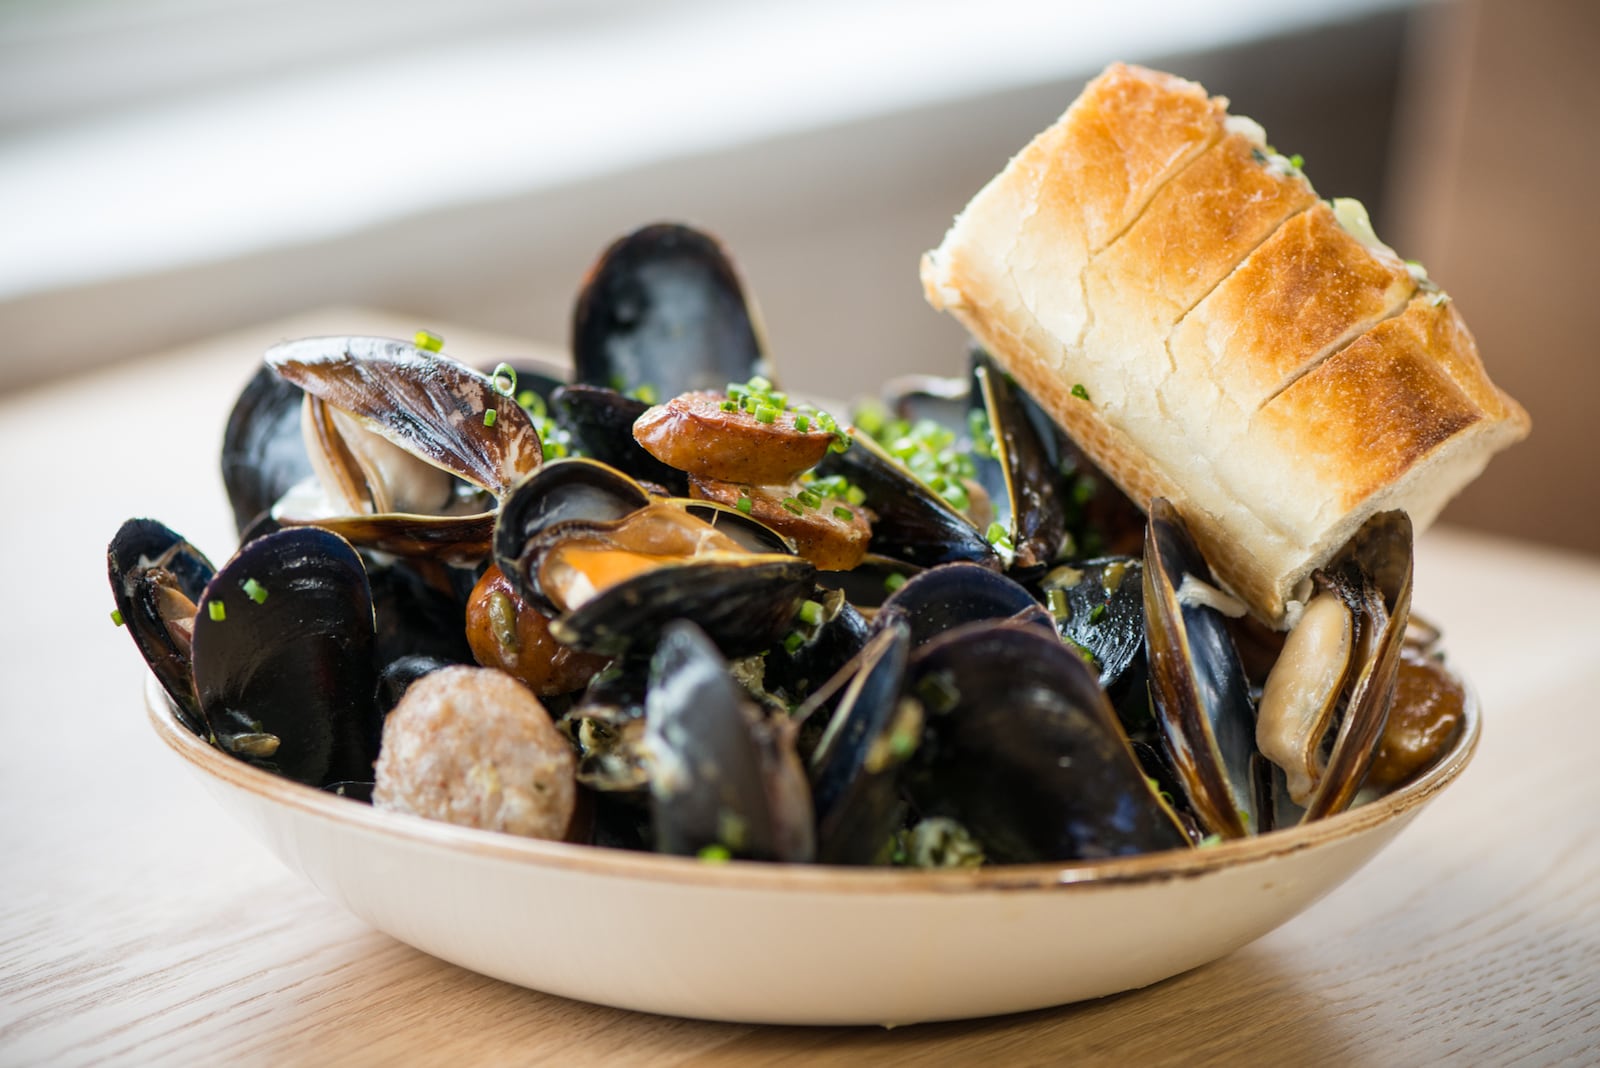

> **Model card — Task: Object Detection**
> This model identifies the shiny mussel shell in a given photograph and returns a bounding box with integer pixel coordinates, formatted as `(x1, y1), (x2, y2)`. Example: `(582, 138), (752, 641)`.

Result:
(644, 621), (813, 861)
(905, 621), (1189, 863)
(220, 364), (311, 539)
(495, 458), (814, 658)
(572, 223), (768, 398)
(1143, 498), (1259, 839)
(108, 518), (216, 734)
(191, 527), (378, 787)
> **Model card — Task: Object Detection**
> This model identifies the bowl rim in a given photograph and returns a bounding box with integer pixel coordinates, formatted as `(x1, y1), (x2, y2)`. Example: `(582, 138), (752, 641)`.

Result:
(145, 666), (1479, 894)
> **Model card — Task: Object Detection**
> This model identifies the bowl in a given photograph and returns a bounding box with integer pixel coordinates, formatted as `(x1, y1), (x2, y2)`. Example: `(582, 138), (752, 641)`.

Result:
(146, 671), (1479, 1026)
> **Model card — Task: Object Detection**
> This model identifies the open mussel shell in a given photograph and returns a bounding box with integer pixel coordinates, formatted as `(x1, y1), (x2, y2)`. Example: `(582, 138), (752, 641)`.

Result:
(971, 350), (1068, 576)
(267, 335), (543, 497)
(644, 621), (813, 861)
(549, 383), (688, 495)
(221, 365), (311, 539)
(191, 527), (379, 787)
(763, 589), (870, 704)
(905, 621), (1189, 863)
(572, 223), (769, 398)
(1259, 511), (1414, 823)
(815, 431), (999, 571)
(108, 518), (216, 735)
(1039, 557), (1150, 731)
(874, 562), (1052, 649)
(495, 458), (814, 658)
(807, 621), (917, 864)
(1143, 498), (1259, 839)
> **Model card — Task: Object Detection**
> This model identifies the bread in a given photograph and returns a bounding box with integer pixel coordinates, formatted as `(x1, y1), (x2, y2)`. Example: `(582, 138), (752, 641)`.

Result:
(921, 63), (1529, 626)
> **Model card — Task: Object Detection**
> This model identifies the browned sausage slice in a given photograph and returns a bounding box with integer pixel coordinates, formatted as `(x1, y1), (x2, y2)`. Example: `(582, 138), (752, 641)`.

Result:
(634, 391), (835, 484)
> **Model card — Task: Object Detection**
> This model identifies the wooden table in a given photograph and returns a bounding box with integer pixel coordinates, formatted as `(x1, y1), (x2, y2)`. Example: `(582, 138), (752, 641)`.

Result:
(3, 311), (1597, 1065)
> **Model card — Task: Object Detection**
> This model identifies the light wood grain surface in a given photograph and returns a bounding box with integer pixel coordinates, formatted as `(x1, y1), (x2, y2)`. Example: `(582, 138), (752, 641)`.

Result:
(2, 312), (1597, 1066)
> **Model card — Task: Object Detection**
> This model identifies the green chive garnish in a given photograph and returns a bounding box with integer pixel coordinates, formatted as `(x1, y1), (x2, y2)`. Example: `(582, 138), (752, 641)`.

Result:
(1071, 383), (1090, 401)
(783, 630), (806, 654)
(208, 600), (226, 622)
(884, 572), (908, 593)
(797, 489), (822, 509)
(846, 485), (866, 507)
(483, 408), (497, 427)
(721, 399), (736, 412)
(1197, 834), (1223, 849)
(697, 844), (732, 862)
(832, 506), (854, 521)
(1047, 588), (1069, 620)
(798, 600), (823, 626)
(735, 496), (753, 514)
(490, 362), (517, 398)
(242, 578), (268, 604)
(1089, 603), (1107, 624)
(755, 406), (777, 424)
(110, 609), (125, 627)
(793, 414), (810, 432)
(985, 521), (1008, 545)
(1288, 153), (1304, 170)
(414, 330), (444, 352)
(781, 497), (804, 515)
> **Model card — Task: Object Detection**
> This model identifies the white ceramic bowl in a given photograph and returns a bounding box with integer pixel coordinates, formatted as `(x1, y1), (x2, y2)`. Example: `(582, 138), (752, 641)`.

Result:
(147, 673), (1479, 1026)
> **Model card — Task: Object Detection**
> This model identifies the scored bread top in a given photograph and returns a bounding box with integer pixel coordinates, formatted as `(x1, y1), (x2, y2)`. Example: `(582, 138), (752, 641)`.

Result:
(921, 62), (1529, 625)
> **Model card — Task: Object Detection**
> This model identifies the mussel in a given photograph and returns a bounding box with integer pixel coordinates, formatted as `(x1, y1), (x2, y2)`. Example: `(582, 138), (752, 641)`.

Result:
(494, 458), (815, 658)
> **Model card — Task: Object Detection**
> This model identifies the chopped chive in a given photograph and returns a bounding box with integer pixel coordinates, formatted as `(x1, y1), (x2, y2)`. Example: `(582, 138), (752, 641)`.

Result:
(1047, 588), (1069, 620)
(241, 578), (268, 604)
(798, 600), (824, 626)
(755, 406), (777, 424)
(832, 506), (854, 521)
(110, 609), (125, 627)
(516, 389), (536, 409)
(797, 489), (823, 509)
(793, 414), (810, 433)
(208, 600), (226, 622)
(985, 521), (1008, 545)
(781, 497), (804, 515)
(884, 572), (908, 593)
(1197, 834), (1223, 849)
(483, 408), (498, 427)
(490, 362), (517, 397)
(735, 496), (754, 514)
(631, 384), (658, 405)
(1071, 383), (1090, 401)
(783, 630), (806, 654)
(414, 330), (444, 352)
(697, 844), (732, 863)
(1088, 603), (1107, 624)
(1288, 153), (1305, 170)
(721, 399), (737, 412)
(748, 375), (772, 392)
(846, 485), (866, 507)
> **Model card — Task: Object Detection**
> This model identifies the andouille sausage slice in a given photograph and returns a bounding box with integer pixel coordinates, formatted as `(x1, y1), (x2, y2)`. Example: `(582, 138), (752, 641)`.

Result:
(690, 475), (871, 571)
(633, 391), (835, 484)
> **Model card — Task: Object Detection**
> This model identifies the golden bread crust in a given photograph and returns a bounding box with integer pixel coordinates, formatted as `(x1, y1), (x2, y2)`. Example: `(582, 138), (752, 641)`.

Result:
(921, 63), (1530, 625)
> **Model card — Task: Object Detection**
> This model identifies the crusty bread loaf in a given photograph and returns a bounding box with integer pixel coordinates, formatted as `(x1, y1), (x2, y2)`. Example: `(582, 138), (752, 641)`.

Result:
(921, 63), (1528, 625)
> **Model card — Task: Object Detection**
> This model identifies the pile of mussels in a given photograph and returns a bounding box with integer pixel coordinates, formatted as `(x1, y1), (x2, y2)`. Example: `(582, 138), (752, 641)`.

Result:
(110, 223), (1466, 867)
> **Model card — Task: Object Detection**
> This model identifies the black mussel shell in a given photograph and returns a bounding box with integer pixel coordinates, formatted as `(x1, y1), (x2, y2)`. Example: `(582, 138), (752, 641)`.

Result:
(494, 458), (652, 615)
(366, 556), (475, 670)
(874, 562), (1050, 649)
(906, 622), (1189, 863)
(815, 432), (999, 571)
(1038, 557), (1149, 732)
(267, 335), (542, 497)
(973, 350), (1068, 576)
(644, 621), (813, 861)
(191, 527), (379, 787)
(221, 365), (311, 538)
(573, 223), (768, 398)
(376, 654), (457, 717)
(1143, 498), (1258, 838)
(763, 589), (870, 705)
(808, 621), (916, 864)
(553, 557), (814, 659)
(108, 518), (216, 735)
(550, 384), (688, 496)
